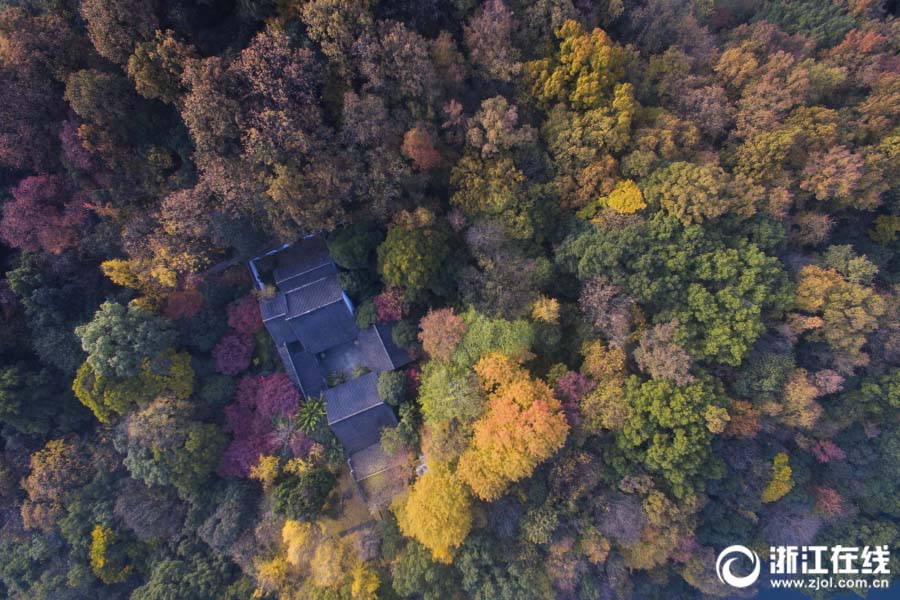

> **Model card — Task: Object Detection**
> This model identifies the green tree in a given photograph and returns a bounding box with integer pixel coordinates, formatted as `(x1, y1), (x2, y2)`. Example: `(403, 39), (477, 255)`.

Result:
(377, 370), (407, 407)
(456, 534), (553, 600)
(418, 362), (485, 424)
(271, 467), (336, 521)
(130, 551), (236, 600)
(0, 365), (72, 434)
(378, 220), (452, 299)
(73, 350), (194, 423)
(643, 162), (733, 226)
(450, 155), (536, 240)
(391, 540), (461, 600)
(75, 301), (176, 379)
(451, 309), (534, 369)
(615, 376), (728, 498)
(117, 395), (225, 498)
(558, 214), (791, 365)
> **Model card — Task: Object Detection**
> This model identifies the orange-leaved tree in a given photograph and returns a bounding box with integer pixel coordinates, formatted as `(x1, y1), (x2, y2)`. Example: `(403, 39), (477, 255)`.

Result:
(456, 353), (569, 500)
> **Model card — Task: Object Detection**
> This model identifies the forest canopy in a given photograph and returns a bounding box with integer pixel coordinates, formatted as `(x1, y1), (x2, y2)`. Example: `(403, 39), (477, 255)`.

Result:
(1, 0), (900, 599)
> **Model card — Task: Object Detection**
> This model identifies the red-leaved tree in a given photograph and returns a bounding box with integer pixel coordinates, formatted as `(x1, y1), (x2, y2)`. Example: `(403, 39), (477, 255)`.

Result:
(59, 119), (95, 171)
(226, 295), (263, 335)
(374, 288), (409, 323)
(219, 373), (302, 477)
(555, 371), (596, 425)
(212, 331), (254, 376)
(0, 175), (89, 254)
(163, 289), (205, 320)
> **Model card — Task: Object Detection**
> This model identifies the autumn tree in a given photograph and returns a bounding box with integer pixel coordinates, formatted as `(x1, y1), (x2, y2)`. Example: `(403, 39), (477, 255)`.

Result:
(793, 264), (885, 372)
(456, 353), (569, 500)
(73, 349), (194, 423)
(578, 276), (634, 346)
(212, 331), (254, 376)
(578, 340), (628, 434)
(460, 221), (552, 319)
(0, 10), (72, 172)
(450, 155), (536, 240)
(397, 465), (473, 563)
(464, 0), (520, 82)
(603, 179), (646, 214)
(761, 368), (825, 430)
(90, 524), (133, 584)
(643, 162), (734, 225)
(295, 0), (374, 73)
(761, 452), (794, 503)
(401, 126), (441, 171)
(524, 20), (627, 111)
(352, 20), (440, 114)
(465, 96), (535, 158)
(634, 320), (694, 386)
(21, 438), (93, 532)
(80, 0), (158, 64)
(531, 295), (560, 324)
(220, 373), (301, 477)
(418, 308), (467, 362)
(0, 175), (89, 254)
(126, 30), (197, 104)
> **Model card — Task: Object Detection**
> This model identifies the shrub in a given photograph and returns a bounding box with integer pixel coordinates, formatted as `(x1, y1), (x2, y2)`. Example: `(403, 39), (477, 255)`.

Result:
(355, 299), (376, 329)
(377, 370), (407, 407)
(271, 468), (336, 521)
(392, 319), (418, 349)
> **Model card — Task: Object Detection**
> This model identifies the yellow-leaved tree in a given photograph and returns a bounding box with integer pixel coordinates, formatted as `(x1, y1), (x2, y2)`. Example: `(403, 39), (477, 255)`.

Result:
(604, 179), (646, 214)
(396, 464), (472, 563)
(761, 452), (794, 503)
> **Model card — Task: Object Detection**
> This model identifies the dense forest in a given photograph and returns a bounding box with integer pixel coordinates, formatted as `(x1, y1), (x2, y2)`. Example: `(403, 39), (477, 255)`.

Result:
(1, 0), (900, 598)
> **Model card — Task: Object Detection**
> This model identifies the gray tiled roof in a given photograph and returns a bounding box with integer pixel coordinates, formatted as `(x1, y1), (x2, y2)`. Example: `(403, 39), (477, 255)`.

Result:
(358, 324), (412, 373)
(289, 302), (359, 354)
(259, 292), (287, 322)
(357, 327), (394, 373)
(280, 263), (337, 293)
(375, 324), (412, 369)
(350, 443), (407, 480)
(325, 372), (381, 424)
(285, 344), (327, 398)
(254, 234), (411, 481)
(330, 404), (397, 454)
(274, 236), (332, 284)
(285, 275), (344, 319)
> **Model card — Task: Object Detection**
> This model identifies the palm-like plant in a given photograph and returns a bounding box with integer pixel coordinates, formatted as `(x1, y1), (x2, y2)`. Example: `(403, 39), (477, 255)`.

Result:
(296, 396), (326, 434)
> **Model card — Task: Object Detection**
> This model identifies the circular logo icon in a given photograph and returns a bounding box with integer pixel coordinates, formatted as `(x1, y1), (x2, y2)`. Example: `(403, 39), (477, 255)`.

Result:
(716, 545), (761, 588)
